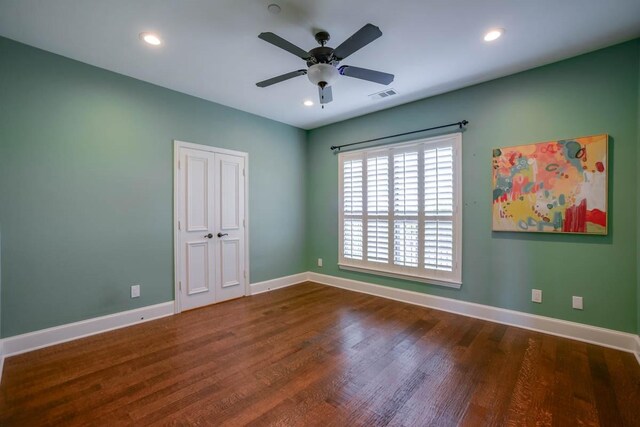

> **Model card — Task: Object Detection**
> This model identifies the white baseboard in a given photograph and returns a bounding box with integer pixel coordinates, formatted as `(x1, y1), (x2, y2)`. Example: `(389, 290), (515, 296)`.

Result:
(308, 272), (640, 360)
(249, 272), (309, 295)
(1, 302), (174, 360)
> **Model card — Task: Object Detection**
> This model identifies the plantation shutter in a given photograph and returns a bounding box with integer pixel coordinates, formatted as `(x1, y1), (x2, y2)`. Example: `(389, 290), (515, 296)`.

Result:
(393, 151), (419, 267)
(424, 146), (455, 271)
(367, 155), (389, 263)
(339, 133), (462, 287)
(342, 158), (363, 260)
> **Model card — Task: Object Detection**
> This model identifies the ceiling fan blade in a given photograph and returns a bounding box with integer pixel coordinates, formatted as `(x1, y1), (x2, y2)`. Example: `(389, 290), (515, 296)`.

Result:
(256, 69), (307, 88)
(339, 66), (394, 85)
(258, 32), (310, 60)
(332, 24), (382, 60)
(319, 85), (333, 104)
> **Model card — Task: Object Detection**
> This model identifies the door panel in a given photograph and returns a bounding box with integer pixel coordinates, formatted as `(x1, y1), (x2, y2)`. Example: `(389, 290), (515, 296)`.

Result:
(186, 155), (209, 232)
(220, 160), (240, 230)
(220, 238), (241, 288)
(186, 241), (209, 295)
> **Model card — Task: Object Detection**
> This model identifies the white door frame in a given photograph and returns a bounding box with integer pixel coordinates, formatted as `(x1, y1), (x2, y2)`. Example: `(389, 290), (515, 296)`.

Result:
(173, 140), (250, 314)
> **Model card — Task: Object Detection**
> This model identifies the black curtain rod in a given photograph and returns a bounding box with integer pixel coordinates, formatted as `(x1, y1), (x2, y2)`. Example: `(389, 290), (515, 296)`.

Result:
(330, 120), (469, 152)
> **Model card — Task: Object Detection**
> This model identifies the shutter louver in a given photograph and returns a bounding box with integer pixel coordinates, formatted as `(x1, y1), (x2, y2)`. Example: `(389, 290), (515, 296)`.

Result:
(367, 156), (388, 215)
(394, 220), (419, 267)
(425, 220), (453, 271)
(425, 147), (454, 216)
(343, 159), (363, 215)
(367, 219), (389, 263)
(344, 219), (363, 260)
(394, 152), (419, 215)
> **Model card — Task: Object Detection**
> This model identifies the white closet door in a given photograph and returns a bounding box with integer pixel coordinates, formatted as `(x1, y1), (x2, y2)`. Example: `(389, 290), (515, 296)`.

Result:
(214, 153), (246, 302)
(178, 148), (217, 311)
(177, 144), (247, 311)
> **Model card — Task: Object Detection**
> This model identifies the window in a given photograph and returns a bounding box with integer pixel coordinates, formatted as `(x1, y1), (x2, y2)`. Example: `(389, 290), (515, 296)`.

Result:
(339, 133), (462, 287)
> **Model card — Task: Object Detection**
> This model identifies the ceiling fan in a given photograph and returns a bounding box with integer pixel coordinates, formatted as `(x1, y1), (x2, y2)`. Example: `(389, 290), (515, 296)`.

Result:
(256, 23), (394, 106)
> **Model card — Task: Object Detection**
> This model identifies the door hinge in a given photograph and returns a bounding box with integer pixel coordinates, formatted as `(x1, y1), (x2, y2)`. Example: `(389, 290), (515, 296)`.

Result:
(244, 270), (247, 278)
(178, 220), (181, 230)
(179, 281), (182, 291)
(243, 219), (245, 228)
(178, 160), (181, 169)
(243, 168), (245, 177)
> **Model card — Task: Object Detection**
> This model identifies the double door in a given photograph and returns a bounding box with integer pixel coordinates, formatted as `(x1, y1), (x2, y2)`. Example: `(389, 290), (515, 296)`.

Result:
(176, 144), (247, 311)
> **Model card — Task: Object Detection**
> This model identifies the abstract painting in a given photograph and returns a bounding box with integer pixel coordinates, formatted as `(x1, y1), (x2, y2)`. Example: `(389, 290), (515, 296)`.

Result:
(492, 134), (608, 234)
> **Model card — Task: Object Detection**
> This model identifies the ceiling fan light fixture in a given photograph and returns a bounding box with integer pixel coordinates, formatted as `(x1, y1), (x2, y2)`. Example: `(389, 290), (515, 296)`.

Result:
(484, 28), (504, 42)
(307, 64), (339, 87)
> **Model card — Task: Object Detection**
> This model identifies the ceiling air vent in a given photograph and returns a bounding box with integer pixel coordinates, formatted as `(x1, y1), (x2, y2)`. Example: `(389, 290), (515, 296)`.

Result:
(369, 88), (398, 100)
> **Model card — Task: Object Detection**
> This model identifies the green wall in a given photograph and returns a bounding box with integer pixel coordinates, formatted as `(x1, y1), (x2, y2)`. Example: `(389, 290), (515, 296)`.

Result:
(0, 37), (307, 337)
(2, 36), (639, 338)
(306, 40), (640, 333)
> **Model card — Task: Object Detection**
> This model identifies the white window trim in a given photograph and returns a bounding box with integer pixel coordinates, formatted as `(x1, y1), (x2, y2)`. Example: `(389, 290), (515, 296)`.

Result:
(338, 132), (463, 289)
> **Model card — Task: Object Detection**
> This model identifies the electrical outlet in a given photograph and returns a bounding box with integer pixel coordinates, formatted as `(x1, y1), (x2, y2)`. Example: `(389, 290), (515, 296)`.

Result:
(572, 296), (583, 310)
(131, 284), (140, 298)
(318, 258), (323, 267)
(531, 289), (542, 303)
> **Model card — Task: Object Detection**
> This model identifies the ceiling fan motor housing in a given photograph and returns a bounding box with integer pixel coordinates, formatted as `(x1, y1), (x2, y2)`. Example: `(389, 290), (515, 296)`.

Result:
(307, 46), (336, 66)
(307, 63), (339, 88)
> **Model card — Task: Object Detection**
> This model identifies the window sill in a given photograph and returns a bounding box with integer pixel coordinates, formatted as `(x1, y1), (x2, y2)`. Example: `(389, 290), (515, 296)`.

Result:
(338, 264), (462, 289)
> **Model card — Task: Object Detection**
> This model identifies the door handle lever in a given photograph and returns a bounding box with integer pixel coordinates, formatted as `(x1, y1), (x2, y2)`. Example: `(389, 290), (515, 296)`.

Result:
(217, 232), (229, 238)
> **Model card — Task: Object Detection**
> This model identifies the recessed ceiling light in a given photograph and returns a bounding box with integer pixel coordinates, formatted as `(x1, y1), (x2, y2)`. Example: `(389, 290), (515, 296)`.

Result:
(484, 28), (504, 42)
(140, 32), (162, 46)
(303, 100), (314, 107)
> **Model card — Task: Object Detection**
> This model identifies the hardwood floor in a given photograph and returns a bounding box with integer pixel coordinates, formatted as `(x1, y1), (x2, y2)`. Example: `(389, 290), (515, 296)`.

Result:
(1, 282), (639, 426)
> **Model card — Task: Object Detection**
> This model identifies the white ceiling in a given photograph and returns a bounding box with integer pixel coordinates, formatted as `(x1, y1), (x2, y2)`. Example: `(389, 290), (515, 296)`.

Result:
(1, 0), (639, 130)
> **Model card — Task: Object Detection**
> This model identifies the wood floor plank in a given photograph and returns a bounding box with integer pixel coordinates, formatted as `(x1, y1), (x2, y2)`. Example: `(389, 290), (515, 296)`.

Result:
(551, 338), (577, 427)
(568, 340), (601, 427)
(602, 348), (640, 427)
(1, 282), (638, 426)
(587, 345), (624, 427)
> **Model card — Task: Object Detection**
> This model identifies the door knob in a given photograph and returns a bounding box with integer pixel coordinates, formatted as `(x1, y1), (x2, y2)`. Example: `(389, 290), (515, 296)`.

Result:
(217, 232), (229, 238)
(205, 233), (213, 238)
